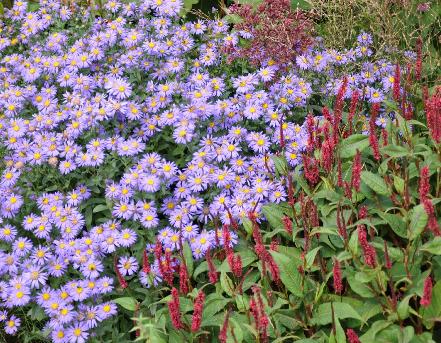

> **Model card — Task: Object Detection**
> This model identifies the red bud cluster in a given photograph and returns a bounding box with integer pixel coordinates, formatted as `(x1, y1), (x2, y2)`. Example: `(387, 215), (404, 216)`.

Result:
(168, 287), (183, 329)
(191, 290), (205, 332)
(227, 0), (313, 66)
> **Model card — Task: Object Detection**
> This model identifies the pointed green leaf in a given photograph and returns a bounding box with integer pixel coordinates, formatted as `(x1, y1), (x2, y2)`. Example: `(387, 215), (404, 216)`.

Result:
(409, 204), (429, 241)
(361, 171), (390, 196)
(270, 251), (303, 297)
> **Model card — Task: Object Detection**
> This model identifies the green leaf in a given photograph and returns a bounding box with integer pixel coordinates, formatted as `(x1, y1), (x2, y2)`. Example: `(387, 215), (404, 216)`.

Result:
(290, 0), (312, 10)
(393, 175), (405, 194)
(202, 296), (230, 323)
(420, 237), (441, 255)
(193, 261), (208, 279)
(270, 251), (303, 297)
(374, 211), (407, 238)
(183, 0), (199, 10)
(262, 203), (285, 230)
(359, 320), (392, 342)
(361, 171), (390, 196)
(113, 297), (137, 311)
(93, 204), (109, 213)
(220, 272), (235, 297)
(347, 275), (375, 298)
(340, 134), (370, 158)
(409, 205), (428, 241)
(183, 242), (194, 276)
(397, 294), (413, 320)
(329, 316), (346, 343)
(312, 302), (363, 325)
(380, 145), (409, 158)
(310, 226), (339, 236)
(272, 155), (288, 176)
(305, 247), (321, 269)
(27, 306), (46, 321)
(242, 217), (253, 235)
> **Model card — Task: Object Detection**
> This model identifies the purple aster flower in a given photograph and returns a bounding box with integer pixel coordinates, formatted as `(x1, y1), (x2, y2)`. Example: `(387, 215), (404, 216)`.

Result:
(4, 315), (21, 335)
(67, 323), (89, 343)
(118, 256), (139, 276)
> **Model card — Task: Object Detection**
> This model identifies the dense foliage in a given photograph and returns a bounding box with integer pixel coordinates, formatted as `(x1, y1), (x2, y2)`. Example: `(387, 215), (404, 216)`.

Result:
(0, 0), (440, 343)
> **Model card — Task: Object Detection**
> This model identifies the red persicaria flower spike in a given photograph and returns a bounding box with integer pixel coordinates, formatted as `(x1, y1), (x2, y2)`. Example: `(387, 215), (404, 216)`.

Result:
(421, 276), (433, 307)
(279, 120), (285, 148)
(384, 240), (392, 269)
(419, 166), (430, 202)
(168, 287), (183, 329)
(393, 63), (401, 101)
(415, 37), (423, 80)
(358, 225), (377, 268)
(251, 286), (270, 343)
(267, 253), (280, 283)
(154, 239), (162, 261)
(343, 181), (352, 199)
(321, 139), (334, 173)
(369, 103), (381, 160)
(336, 205), (347, 240)
(358, 206), (368, 220)
(381, 128), (388, 147)
(222, 224), (233, 254)
(425, 87), (441, 144)
(282, 216), (293, 235)
(114, 256), (128, 289)
(333, 259), (343, 294)
(370, 102), (381, 121)
(270, 238), (279, 251)
(323, 106), (332, 123)
(427, 211), (441, 236)
(232, 253), (243, 277)
(351, 149), (362, 192)
(249, 297), (260, 329)
(333, 77), (348, 144)
(219, 311), (230, 343)
(191, 290), (205, 332)
(206, 249), (218, 284)
(337, 158), (343, 187)
(179, 262), (189, 295)
(306, 113), (316, 151)
(302, 154), (320, 185)
(346, 329), (361, 343)
(142, 249), (150, 274)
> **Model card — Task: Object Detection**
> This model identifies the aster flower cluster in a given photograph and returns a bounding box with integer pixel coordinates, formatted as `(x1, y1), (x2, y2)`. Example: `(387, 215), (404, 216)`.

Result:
(0, 0), (415, 340)
(0, 187), (119, 342)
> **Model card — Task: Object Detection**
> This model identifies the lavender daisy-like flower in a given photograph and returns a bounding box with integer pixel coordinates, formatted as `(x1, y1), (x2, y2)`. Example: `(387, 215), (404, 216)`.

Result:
(118, 256), (139, 276)
(67, 323), (89, 343)
(105, 77), (132, 100)
(5, 315), (21, 335)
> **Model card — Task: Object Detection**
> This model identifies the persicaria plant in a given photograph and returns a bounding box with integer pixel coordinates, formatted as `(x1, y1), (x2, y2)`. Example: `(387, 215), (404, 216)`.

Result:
(0, 0), (440, 342)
